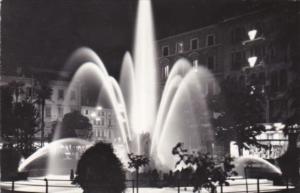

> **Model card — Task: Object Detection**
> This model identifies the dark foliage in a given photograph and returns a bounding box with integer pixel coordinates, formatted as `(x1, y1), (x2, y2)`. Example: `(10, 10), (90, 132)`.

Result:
(172, 143), (236, 193)
(33, 78), (53, 145)
(58, 110), (92, 139)
(128, 153), (149, 193)
(74, 142), (125, 193)
(1, 84), (40, 157)
(128, 153), (149, 170)
(209, 79), (267, 153)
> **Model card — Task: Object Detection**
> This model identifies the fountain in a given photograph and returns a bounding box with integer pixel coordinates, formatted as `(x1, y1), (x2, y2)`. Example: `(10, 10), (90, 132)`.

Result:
(17, 0), (281, 179)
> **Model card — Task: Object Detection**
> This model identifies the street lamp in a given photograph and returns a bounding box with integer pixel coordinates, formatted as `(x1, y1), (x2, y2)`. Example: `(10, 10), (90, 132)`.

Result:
(248, 29), (257, 41)
(248, 56), (258, 68)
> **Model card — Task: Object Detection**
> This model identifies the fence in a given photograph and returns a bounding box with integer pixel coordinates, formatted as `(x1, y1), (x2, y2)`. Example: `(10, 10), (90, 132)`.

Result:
(4, 176), (294, 193)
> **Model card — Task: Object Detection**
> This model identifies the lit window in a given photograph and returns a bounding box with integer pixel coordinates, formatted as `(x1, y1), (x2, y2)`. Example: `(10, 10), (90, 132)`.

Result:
(191, 38), (198, 50)
(162, 46), (169, 56)
(176, 42), (184, 53)
(206, 34), (215, 46)
(193, 59), (199, 68)
(164, 65), (169, 78)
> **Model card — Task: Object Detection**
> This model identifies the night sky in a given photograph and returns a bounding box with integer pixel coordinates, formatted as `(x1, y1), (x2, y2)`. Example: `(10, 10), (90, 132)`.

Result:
(2, 0), (278, 79)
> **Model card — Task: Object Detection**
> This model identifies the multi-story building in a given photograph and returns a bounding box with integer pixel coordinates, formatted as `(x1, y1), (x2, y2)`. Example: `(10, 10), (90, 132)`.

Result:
(156, 4), (298, 156)
(1, 68), (119, 144)
(157, 4), (298, 122)
(81, 106), (118, 143)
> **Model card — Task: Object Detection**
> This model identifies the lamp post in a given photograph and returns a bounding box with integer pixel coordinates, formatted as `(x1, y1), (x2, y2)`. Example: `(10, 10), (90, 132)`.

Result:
(243, 28), (269, 123)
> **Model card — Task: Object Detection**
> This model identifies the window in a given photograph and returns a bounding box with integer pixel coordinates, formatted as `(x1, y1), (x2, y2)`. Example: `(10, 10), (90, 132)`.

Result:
(58, 106), (63, 117)
(231, 51), (246, 70)
(101, 118), (105, 126)
(45, 106), (51, 118)
(207, 56), (215, 70)
(192, 59), (199, 68)
(162, 45), (169, 56)
(70, 90), (76, 100)
(108, 130), (111, 139)
(85, 109), (89, 115)
(58, 89), (64, 100)
(191, 38), (199, 50)
(108, 119), (112, 126)
(231, 27), (245, 43)
(164, 65), (169, 78)
(176, 41), (184, 53)
(206, 34), (215, 46)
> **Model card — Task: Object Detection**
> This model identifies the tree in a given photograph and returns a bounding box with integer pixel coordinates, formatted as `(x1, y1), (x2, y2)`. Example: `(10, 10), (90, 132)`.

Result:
(209, 79), (266, 155)
(279, 74), (300, 185)
(1, 84), (40, 157)
(128, 153), (149, 193)
(74, 142), (126, 193)
(58, 110), (92, 139)
(171, 143), (236, 193)
(33, 78), (53, 146)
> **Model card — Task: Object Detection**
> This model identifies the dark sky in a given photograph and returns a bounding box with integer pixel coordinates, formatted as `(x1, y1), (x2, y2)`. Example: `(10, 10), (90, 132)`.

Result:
(2, 0), (278, 79)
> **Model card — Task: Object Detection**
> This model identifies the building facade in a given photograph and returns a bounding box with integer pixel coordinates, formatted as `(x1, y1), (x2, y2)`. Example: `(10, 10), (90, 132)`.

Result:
(1, 70), (119, 144)
(156, 5), (298, 157)
(157, 5), (298, 123)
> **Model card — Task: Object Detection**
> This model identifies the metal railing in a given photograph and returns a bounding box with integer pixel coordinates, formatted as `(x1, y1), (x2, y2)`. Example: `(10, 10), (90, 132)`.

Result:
(5, 176), (294, 193)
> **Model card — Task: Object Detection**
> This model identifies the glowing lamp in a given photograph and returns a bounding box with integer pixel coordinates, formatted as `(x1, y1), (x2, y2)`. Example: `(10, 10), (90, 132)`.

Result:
(248, 56), (257, 68)
(248, 29), (257, 40)
(96, 106), (102, 110)
(91, 112), (96, 117)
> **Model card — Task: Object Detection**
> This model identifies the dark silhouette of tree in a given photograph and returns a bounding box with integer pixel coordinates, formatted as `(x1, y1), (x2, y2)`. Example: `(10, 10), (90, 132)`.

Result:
(58, 110), (92, 139)
(1, 85), (15, 143)
(128, 153), (149, 193)
(14, 100), (40, 157)
(33, 78), (53, 146)
(172, 142), (188, 168)
(1, 84), (40, 157)
(278, 75), (300, 185)
(74, 142), (125, 193)
(209, 79), (266, 155)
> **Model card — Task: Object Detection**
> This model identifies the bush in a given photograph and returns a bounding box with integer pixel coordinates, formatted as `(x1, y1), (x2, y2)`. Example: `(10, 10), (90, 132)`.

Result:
(74, 142), (126, 193)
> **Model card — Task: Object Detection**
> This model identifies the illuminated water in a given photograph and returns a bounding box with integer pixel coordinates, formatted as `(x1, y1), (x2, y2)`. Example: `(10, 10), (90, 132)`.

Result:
(17, 0), (282, 176)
